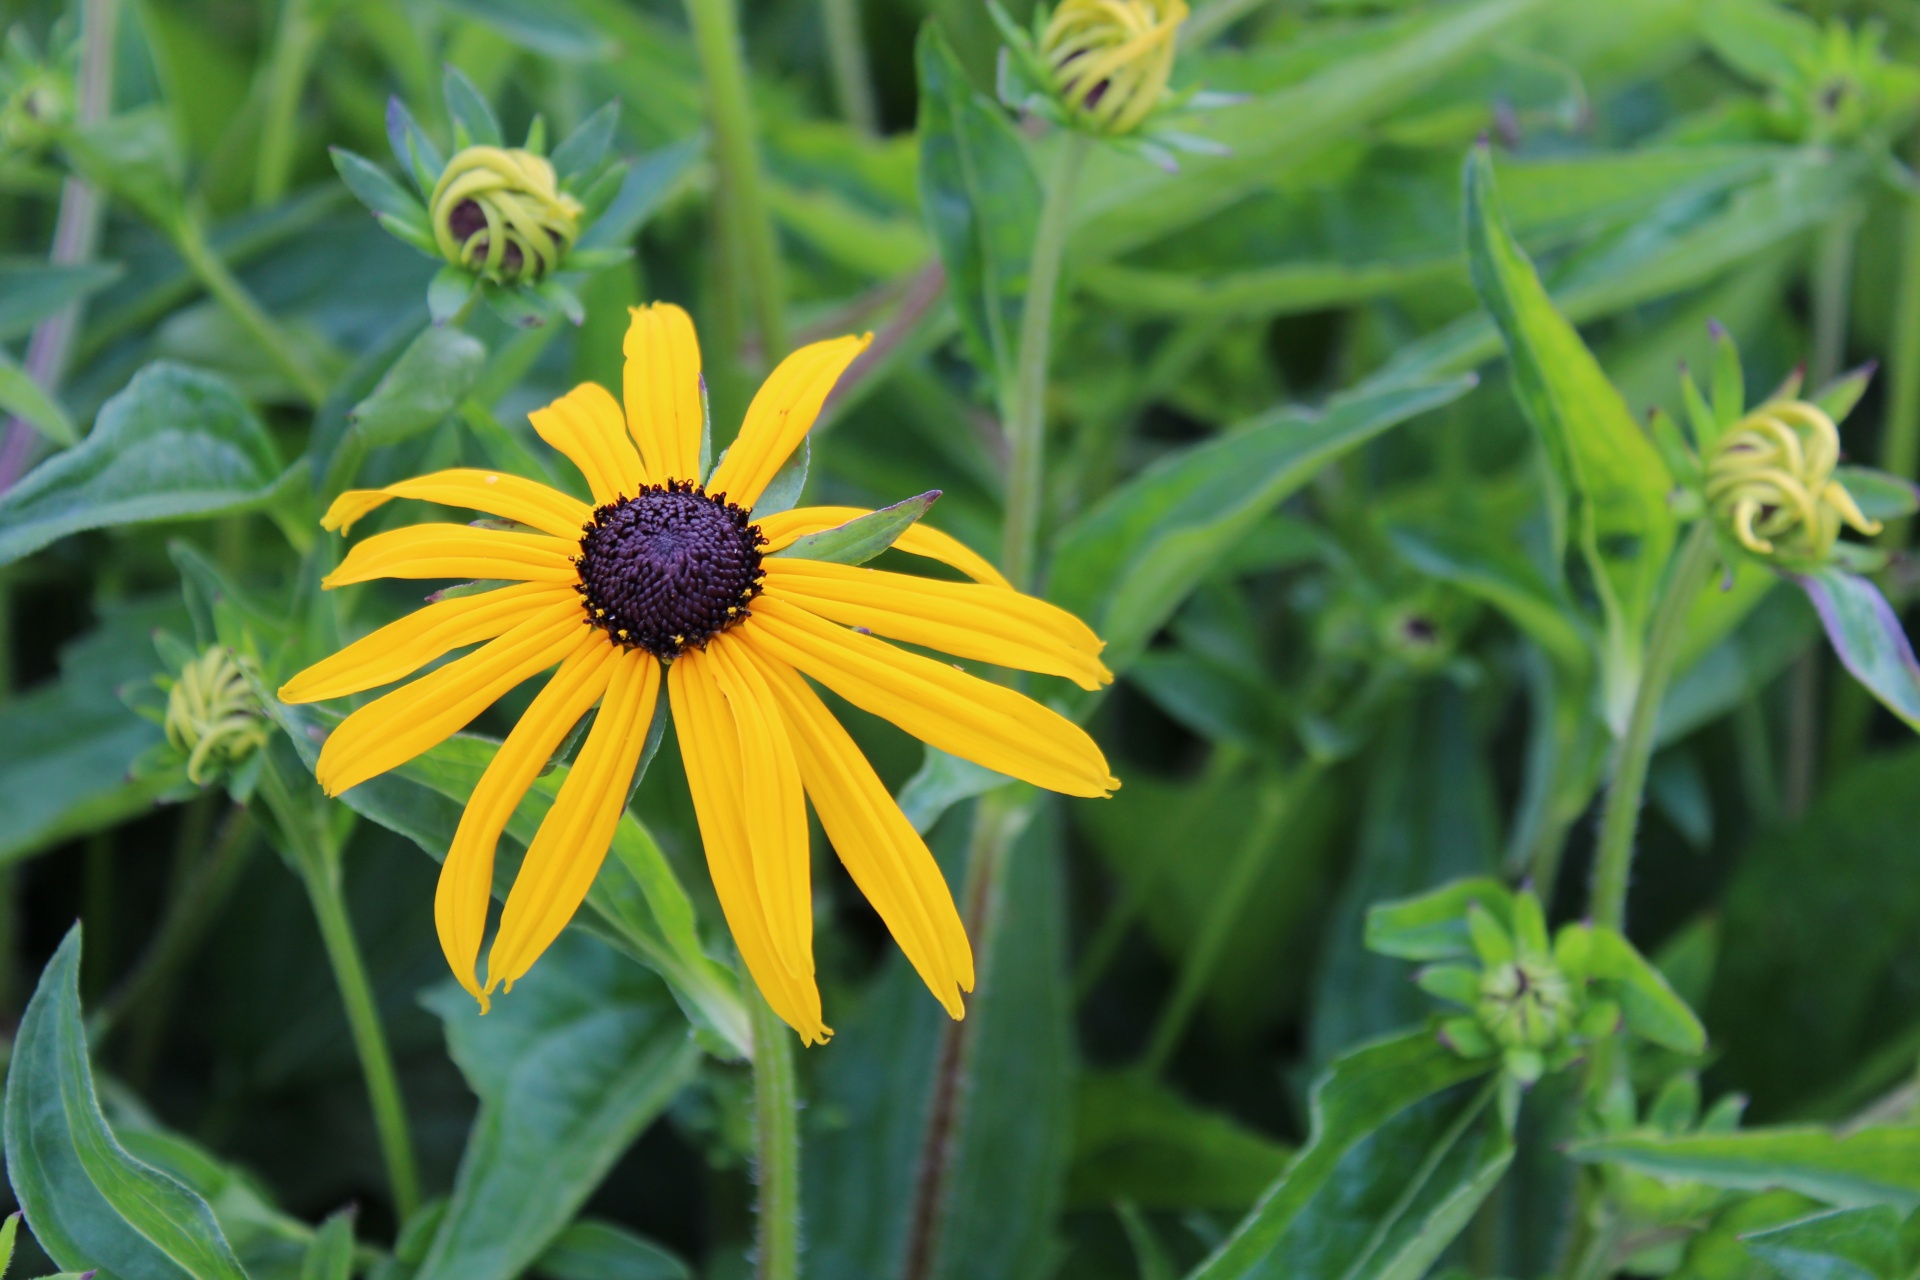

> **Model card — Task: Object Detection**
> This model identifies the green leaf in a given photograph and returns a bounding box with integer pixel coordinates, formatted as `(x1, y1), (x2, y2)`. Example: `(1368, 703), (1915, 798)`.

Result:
(1741, 1206), (1908, 1280)
(348, 325), (488, 447)
(443, 65), (504, 148)
(328, 147), (430, 232)
(428, 266), (477, 325)
(414, 932), (701, 1280)
(1463, 144), (1676, 716)
(300, 1209), (355, 1280)
(440, 0), (617, 61)
(1832, 468), (1920, 524)
(62, 108), (186, 224)
(577, 137), (704, 252)
(0, 363), (288, 567)
(387, 96), (445, 197)
(752, 436), (809, 517)
(0, 350), (77, 447)
(533, 1220), (691, 1280)
(5, 927), (250, 1280)
(1051, 377), (1474, 672)
(1067, 1071), (1293, 1211)
(0, 1213), (17, 1275)
(1364, 877), (1513, 962)
(550, 102), (620, 182)
(768, 491), (939, 566)
(894, 746), (1008, 834)
(1792, 569), (1920, 733)
(1570, 1127), (1920, 1210)
(1586, 926), (1707, 1055)
(1188, 1030), (1505, 1280)
(0, 259), (123, 343)
(915, 22), (1038, 404)
(1386, 525), (1589, 676)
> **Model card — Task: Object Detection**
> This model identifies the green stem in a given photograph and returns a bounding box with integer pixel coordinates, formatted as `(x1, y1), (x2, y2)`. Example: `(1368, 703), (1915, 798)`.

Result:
(1589, 521), (1719, 933)
(747, 977), (801, 1280)
(684, 0), (788, 362)
(252, 0), (325, 208)
(1001, 132), (1090, 592)
(1882, 179), (1920, 550)
(1141, 763), (1304, 1075)
(171, 213), (328, 405)
(820, 0), (878, 136)
(257, 755), (421, 1220)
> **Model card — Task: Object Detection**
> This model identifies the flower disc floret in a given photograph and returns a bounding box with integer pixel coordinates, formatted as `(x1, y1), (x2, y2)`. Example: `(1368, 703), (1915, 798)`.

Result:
(1039, 0), (1187, 136)
(429, 145), (583, 283)
(1704, 397), (1880, 567)
(575, 481), (766, 659)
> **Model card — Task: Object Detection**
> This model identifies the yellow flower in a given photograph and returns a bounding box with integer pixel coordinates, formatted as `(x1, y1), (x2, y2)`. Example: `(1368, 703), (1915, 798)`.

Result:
(280, 303), (1118, 1042)
(428, 145), (583, 283)
(1704, 395), (1880, 567)
(1040, 0), (1187, 136)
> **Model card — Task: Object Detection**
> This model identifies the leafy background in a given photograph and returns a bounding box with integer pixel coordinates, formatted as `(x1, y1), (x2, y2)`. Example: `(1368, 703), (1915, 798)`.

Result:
(0, 0), (1919, 1277)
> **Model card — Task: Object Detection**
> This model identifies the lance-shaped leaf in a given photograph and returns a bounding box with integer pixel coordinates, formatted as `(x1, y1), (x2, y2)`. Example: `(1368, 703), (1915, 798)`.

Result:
(1463, 145), (1676, 719)
(1364, 877), (1514, 962)
(348, 325), (489, 447)
(0, 259), (123, 343)
(1741, 1205), (1909, 1280)
(5, 927), (251, 1280)
(1793, 568), (1920, 733)
(768, 491), (940, 566)
(1568, 1125), (1920, 1210)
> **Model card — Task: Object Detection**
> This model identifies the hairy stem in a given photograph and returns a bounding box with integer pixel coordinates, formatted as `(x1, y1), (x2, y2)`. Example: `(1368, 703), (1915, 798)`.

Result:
(1001, 132), (1090, 592)
(172, 213), (329, 405)
(748, 978), (802, 1280)
(684, 0), (788, 362)
(1590, 521), (1719, 932)
(821, 0), (879, 135)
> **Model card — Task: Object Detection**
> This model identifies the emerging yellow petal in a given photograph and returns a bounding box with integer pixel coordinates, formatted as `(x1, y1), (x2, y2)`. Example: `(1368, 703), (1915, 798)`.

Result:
(323, 524), (579, 588)
(706, 334), (870, 508)
(436, 641), (619, 1001)
(756, 505), (1011, 587)
(747, 595), (1119, 798)
(529, 381), (647, 502)
(487, 649), (662, 995)
(322, 469), (592, 539)
(622, 302), (705, 485)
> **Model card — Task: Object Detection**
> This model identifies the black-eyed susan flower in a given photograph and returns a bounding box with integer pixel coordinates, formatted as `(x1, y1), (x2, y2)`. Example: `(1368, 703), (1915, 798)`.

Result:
(279, 303), (1118, 1043)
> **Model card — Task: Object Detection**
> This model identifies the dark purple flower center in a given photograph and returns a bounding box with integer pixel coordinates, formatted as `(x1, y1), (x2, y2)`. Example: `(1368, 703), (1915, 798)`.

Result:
(575, 482), (764, 658)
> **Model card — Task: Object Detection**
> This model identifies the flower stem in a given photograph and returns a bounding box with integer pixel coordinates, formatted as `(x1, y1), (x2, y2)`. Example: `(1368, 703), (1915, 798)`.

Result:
(1589, 521), (1719, 933)
(1880, 163), (1920, 548)
(252, 0), (325, 208)
(171, 213), (329, 406)
(1001, 131), (1090, 592)
(257, 754), (421, 1220)
(747, 977), (801, 1280)
(684, 0), (788, 362)
(820, 0), (878, 136)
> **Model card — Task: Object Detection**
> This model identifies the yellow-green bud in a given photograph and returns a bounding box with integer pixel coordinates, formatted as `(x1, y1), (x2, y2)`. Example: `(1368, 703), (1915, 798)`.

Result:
(1704, 398), (1880, 568)
(1477, 956), (1574, 1052)
(165, 647), (269, 787)
(428, 146), (582, 284)
(1039, 0), (1187, 137)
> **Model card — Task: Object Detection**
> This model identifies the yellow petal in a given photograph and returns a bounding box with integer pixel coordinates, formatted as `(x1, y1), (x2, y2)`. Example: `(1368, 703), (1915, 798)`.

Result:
(280, 582), (570, 703)
(623, 303), (704, 485)
(707, 335), (870, 509)
(704, 639), (813, 981)
(323, 524), (579, 588)
(436, 641), (619, 1002)
(322, 469), (592, 539)
(529, 381), (647, 503)
(315, 601), (592, 796)
(742, 638), (973, 1016)
(762, 559), (1111, 690)
(755, 505), (1010, 587)
(745, 596), (1118, 798)
(486, 649), (662, 993)
(669, 655), (830, 1043)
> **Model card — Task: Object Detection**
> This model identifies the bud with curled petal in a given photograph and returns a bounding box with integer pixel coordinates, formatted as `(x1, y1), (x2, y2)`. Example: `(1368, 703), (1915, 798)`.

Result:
(1037, 0), (1188, 136)
(1704, 397), (1881, 569)
(428, 145), (584, 285)
(164, 647), (270, 787)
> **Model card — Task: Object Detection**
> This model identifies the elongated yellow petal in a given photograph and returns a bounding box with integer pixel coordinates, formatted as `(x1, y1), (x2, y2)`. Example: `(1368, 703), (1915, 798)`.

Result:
(756, 505), (1010, 587)
(622, 303), (704, 484)
(323, 524), (579, 588)
(707, 335), (870, 509)
(486, 649), (661, 994)
(704, 639), (813, 981)
(321, 469), (593, 539)
(315, 601), (592, 795)
(529, 381), (647, 502)
(436, 641), (618, 1002)
(762, 559), (1111, 690)
(741, 637), (973, 1016)
(746, 596), (1118, 798)
(280, 583), (570, 703)
(669, 655), (830, 1043)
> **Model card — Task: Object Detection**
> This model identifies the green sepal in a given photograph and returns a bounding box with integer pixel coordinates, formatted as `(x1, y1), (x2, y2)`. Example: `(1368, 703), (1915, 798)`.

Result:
(1588, 926), (1707, 1056)
(1438, 1017), (1495, 1060)
(1648, 1071), (1702, 1134)
(1553, 922), (1593, 985)
(1577, 998), (1620, 1040)
(1509, 889), (1550, 958)
(1681, 364), (1720, 453)
(1503, 1047), (1545, 1085)
(1414, 963), (1482, 1008)
(1364, 876), (1513, 960)
(1710, 322), (1745, 430)
(1466, 902), (1514, 968)
(1813, 361), (1876, 423)
(1647, 407), (1701, 489)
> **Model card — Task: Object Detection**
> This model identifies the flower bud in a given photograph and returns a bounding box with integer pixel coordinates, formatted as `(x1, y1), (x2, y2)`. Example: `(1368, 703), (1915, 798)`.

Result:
(428, 145), (583, 284)
(165, 647), (269, 786)
(1038, 0), (1187, 137)
(1477, 955), (1575, 1052)
(1704, 397), (1880, 568)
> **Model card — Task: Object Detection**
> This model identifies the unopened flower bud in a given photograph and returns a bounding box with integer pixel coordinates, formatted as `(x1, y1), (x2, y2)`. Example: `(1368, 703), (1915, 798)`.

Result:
(429, 146), (582, 284)
(1039, 0), (1187, 136)
(165, 647), (269, 786)
(1477, 955), (1575, 1052)
(1705, 397), (1880, 568)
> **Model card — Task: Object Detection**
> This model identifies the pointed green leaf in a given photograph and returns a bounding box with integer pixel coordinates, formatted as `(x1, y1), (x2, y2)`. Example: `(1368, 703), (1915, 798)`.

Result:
(1569, 1125), (1920, 1210)
(0, 351), (77, 447)
(1793, 569), (1920, 733)
(1742, 1206), (1907, 1280)
(750, 437), (808, 517)
(551, 101), (620, 182)
(1588, 926), (1707, 1055)
(300, 1209), (355, 1280)
(0, 260), (123, 343)
(768, 491), (939, 566)
(329, 146), (430, 229)
(1832, 468), (1919, 523)
(443, 65), (503, 147)
(534, 1220), (691, 1280)
(1365, 877), (1513, 961)
(348, 325), (488, 447)
(386, 96), (444, 197)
